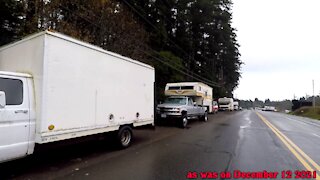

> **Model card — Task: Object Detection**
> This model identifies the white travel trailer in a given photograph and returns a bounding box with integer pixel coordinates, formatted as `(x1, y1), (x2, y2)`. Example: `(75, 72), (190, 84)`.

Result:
(164, 82), (213, 113)
(218, 97), (234, 111)
(0, 31), (155, 163)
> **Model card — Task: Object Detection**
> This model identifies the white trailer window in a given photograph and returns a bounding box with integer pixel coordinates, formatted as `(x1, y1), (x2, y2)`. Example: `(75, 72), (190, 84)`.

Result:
(181, 86), (193, 90)
(168, 86), (180, 90)
(168, 86), (193, 90)
(0, 78), (23, 105)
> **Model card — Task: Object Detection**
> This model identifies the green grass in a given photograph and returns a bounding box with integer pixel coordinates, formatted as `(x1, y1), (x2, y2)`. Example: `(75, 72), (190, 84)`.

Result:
(292, 106), (320, 120)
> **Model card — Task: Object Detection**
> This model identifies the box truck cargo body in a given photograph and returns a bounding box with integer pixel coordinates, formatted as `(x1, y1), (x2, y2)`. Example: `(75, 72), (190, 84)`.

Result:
(0, 31), (155, 163)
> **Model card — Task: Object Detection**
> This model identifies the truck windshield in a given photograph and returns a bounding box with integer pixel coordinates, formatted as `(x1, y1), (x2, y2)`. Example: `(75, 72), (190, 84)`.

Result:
(0, 77), (23, 105)
(219, 102), (229, 105)
(164, 98), (187, 105)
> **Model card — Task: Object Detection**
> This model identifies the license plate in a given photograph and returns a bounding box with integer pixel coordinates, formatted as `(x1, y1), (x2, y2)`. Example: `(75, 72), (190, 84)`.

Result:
(161, 114), (167, 118)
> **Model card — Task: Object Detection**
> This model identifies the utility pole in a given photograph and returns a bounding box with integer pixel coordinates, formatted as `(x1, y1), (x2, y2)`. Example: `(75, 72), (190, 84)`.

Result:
(313, 80), (315, 111)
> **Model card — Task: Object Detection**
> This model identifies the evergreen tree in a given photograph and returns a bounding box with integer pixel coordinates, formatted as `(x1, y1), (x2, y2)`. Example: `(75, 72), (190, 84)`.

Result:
(0, 0), (242, 99)
(0, 0), (24, 45)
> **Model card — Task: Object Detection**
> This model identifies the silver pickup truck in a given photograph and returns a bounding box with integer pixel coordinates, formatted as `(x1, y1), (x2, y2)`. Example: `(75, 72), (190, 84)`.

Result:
(156, 96), (208, 128)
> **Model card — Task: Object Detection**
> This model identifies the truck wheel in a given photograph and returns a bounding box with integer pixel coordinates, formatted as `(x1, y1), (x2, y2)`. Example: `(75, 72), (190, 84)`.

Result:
(117, 126), (133, 148)
(201, 112), (208, 122)
(180, 115), (188, 128)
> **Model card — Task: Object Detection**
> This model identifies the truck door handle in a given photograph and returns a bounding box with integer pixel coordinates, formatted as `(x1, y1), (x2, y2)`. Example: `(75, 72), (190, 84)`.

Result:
(14, 110), (28, 114)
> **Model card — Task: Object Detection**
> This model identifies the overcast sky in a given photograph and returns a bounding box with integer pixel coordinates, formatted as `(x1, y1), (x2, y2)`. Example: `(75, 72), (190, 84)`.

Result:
(232, 0), (320, 101)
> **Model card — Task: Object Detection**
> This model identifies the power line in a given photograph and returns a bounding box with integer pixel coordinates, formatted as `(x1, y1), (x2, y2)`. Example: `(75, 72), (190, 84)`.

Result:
(122, 0), (219, 79)
(65, 3), (216, 84)
(141, 44), (220, 87)
(63, 4), (220, 87)
(125, 35), (220, 86)
(157, 8), (215, 77)
(136, 48), (220, 87)
(59, 4), (220, 87)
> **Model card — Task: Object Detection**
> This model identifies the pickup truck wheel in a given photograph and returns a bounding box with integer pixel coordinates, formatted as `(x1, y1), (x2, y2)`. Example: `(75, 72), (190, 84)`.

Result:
(181, 115), (188, 128)
(201, 112), (208, 122)
(117, 126), (133, 148)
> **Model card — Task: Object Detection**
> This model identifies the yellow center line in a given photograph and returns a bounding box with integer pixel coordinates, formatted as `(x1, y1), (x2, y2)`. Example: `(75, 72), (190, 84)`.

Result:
(265, 117), (320, 172)
(256, 112), (320, 180)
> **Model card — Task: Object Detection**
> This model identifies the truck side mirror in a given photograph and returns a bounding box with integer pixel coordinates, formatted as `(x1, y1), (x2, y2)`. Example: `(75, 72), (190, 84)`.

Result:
(0, 91), (6, 108)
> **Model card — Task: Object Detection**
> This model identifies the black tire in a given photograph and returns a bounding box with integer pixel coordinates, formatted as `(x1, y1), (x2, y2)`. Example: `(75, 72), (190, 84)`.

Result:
(180, 114), (188, 128)
(155, 118), (162, 126)
(117, 126), (133, 148)
(201, 112), (208, 122)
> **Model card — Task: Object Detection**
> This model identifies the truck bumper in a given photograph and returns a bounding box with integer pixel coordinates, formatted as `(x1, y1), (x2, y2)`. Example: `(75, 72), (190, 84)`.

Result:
(156, 112), (182, 119)
(155, 115), (182, 126)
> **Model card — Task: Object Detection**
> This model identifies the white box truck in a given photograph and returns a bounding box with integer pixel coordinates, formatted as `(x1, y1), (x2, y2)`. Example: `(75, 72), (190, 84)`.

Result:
(218, 97), (234, 111)
(0, 31), (155, 163)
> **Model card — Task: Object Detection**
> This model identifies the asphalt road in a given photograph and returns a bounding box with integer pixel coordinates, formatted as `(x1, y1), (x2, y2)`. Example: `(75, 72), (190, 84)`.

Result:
(1, 110), (320, 180)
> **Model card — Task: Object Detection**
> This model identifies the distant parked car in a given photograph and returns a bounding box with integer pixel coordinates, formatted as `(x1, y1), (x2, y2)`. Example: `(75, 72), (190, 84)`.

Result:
(263, 106), (276, 111)
(212, 101), (219, 114)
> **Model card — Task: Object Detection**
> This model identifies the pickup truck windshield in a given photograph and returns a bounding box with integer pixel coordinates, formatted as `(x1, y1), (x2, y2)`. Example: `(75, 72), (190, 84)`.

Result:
(219, 102), (229, 105)
(164, 98), (187, 105)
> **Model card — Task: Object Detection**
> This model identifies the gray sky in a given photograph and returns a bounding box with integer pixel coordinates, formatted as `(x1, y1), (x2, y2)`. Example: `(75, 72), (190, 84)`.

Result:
(232, 0), (320, 101)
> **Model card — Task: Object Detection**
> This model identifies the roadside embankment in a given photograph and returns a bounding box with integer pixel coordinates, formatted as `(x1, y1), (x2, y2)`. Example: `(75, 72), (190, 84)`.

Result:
(291, 106), (320, 120)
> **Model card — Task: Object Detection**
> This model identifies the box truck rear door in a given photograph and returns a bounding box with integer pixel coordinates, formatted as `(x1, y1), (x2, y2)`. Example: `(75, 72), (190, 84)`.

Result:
(0, 76), (30, 162)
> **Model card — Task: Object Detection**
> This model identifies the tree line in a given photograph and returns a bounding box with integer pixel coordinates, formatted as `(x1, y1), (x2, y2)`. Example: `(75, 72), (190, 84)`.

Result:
(239, 95), (320, 112)
(0, 0), (242, 100)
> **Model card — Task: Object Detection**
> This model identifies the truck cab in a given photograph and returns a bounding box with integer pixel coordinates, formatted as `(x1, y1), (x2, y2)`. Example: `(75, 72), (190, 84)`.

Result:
(0, 71), (36, 163)
(156, 96), (207, 128)
(218, 97), (234, 111)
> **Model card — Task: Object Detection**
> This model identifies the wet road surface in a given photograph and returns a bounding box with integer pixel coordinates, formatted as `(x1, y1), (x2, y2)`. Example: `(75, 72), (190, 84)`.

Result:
(1, 110), (320, 179)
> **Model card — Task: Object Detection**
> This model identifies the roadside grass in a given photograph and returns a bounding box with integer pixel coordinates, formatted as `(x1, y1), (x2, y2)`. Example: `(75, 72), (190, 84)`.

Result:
(291, 106), (320, 120)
